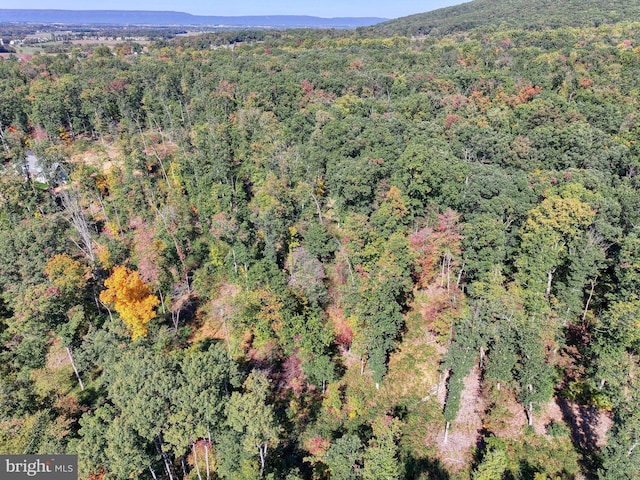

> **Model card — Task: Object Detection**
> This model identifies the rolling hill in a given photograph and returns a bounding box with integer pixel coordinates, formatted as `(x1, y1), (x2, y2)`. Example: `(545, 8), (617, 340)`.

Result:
(363, 0), (640, 36)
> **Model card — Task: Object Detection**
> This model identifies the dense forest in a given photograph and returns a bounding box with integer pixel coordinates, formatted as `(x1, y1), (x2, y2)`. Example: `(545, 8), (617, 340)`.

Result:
(2, 3), (640, 479)
(364, 0), (640, 37)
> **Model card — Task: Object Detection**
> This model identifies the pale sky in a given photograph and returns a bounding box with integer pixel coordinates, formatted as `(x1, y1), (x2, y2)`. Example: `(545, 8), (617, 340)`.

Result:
(12, 1), (470, 19)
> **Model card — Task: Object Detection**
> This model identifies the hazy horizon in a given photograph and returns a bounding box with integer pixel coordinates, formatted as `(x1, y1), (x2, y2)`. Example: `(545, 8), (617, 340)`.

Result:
(3, 1), (470, 19)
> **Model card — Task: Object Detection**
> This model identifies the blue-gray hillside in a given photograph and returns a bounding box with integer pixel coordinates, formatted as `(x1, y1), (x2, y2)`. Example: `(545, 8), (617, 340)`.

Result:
(0, 9), (387, 28)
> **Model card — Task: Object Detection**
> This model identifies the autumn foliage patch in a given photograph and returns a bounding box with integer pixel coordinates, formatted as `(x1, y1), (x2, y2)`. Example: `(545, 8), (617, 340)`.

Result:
(99, 266), (160, 340)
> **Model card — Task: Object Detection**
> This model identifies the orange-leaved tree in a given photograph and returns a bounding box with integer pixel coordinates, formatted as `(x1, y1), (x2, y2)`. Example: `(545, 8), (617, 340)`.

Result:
(99, 266), (160, 340)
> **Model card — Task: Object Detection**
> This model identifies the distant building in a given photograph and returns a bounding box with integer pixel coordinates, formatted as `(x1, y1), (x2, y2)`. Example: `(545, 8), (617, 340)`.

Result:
(24, 151), (66, 184)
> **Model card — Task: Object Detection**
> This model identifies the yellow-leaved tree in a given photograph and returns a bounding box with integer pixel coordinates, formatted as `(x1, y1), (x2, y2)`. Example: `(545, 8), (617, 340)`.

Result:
(45, 253), (89, 298)
(99, 266), (160, 340)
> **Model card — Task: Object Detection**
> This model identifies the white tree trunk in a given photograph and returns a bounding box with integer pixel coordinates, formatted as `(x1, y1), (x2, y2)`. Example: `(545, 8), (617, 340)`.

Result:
(192, 443), (203, 480)
(156, 435), (174, 480)
(66, 346), (84, 391)
(258, 443), (267, 478)
(583, 278), (597, 323)
(204, 442), (210, 480)
(148, 466), (158, 480)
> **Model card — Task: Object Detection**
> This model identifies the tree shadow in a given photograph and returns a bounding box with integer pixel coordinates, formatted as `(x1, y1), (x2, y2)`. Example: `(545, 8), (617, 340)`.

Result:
(471, 427), (491, 468)
(555, 321), (605, 478)
(404, 454), (450, 480)
(517, 459), (541, 480)
(503, 459), (543, 480)
(556, 396), (603, 478)
(556, 396), (599, 450)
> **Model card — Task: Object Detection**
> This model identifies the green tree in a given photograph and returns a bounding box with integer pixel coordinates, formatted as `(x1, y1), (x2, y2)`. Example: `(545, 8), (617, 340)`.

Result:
(514, 324), (556, 426)
(362, 416), (402, 480)
(600, 404), (640, 480)
(104, 415), (156, 480)
(214, 428), (261, 480)
(165, 343), (240, 450)
(470, 269), (524, 390)
(226, 371), (281, 477)
(472, 447), (509, 480)
(324, 434), (363, 480)
(106, 345), (178, 476)
(391, 138), (468, 214)
(303, 222), (336, 262)
(442, 317), (478, 442)
(615, 228), (640, 299)
(74, 404), (117, 479)
(515, 189), (595, 311)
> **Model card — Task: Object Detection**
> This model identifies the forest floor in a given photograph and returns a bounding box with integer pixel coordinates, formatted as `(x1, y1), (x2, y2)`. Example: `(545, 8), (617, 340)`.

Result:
(437, 365), (484, 471)
(432, 363), (614, 474)
(190, 283), (239, 345)
(548, 397), (613, 449)
(71, 141), (121, 174)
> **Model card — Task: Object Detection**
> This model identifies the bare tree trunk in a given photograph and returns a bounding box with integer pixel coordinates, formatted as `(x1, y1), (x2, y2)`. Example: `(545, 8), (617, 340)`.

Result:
(180, 456), (187, 480)
(148, 466), (158, 480)
(66, 346), (84, 391)
(95, 193), (111, 226)
(221, 308), (231, 359)
(0, 121), (9, 153)
(336, 241), (354, 283)
(137, 121), (170, 186)
(546, 269), (554, 298)
(66, 112), (75, 140)
(436, 371), (444, 398)
(456, 262), (465, 289)
(232, 248), (238, 276)
(145, 187), (189, 283)
(155, 435), (174, 480)
(309, 190), (323, 224)
(102, 302), (114, 322)
(258, 443), (267, 478)
(192, 443), (203, 480)
(60, 189), (96, 267)
(159, 289), (167, 314)
(583, 277), (597, 323)
(154, 205), (188, 278)
(172, 309), (180, 332)
(204, 442), (211, 480)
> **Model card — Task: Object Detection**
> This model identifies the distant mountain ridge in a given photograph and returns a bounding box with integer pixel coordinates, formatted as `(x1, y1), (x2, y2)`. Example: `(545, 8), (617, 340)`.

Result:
(364, 0), (640, 36)
(0, 9), (386, 28)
